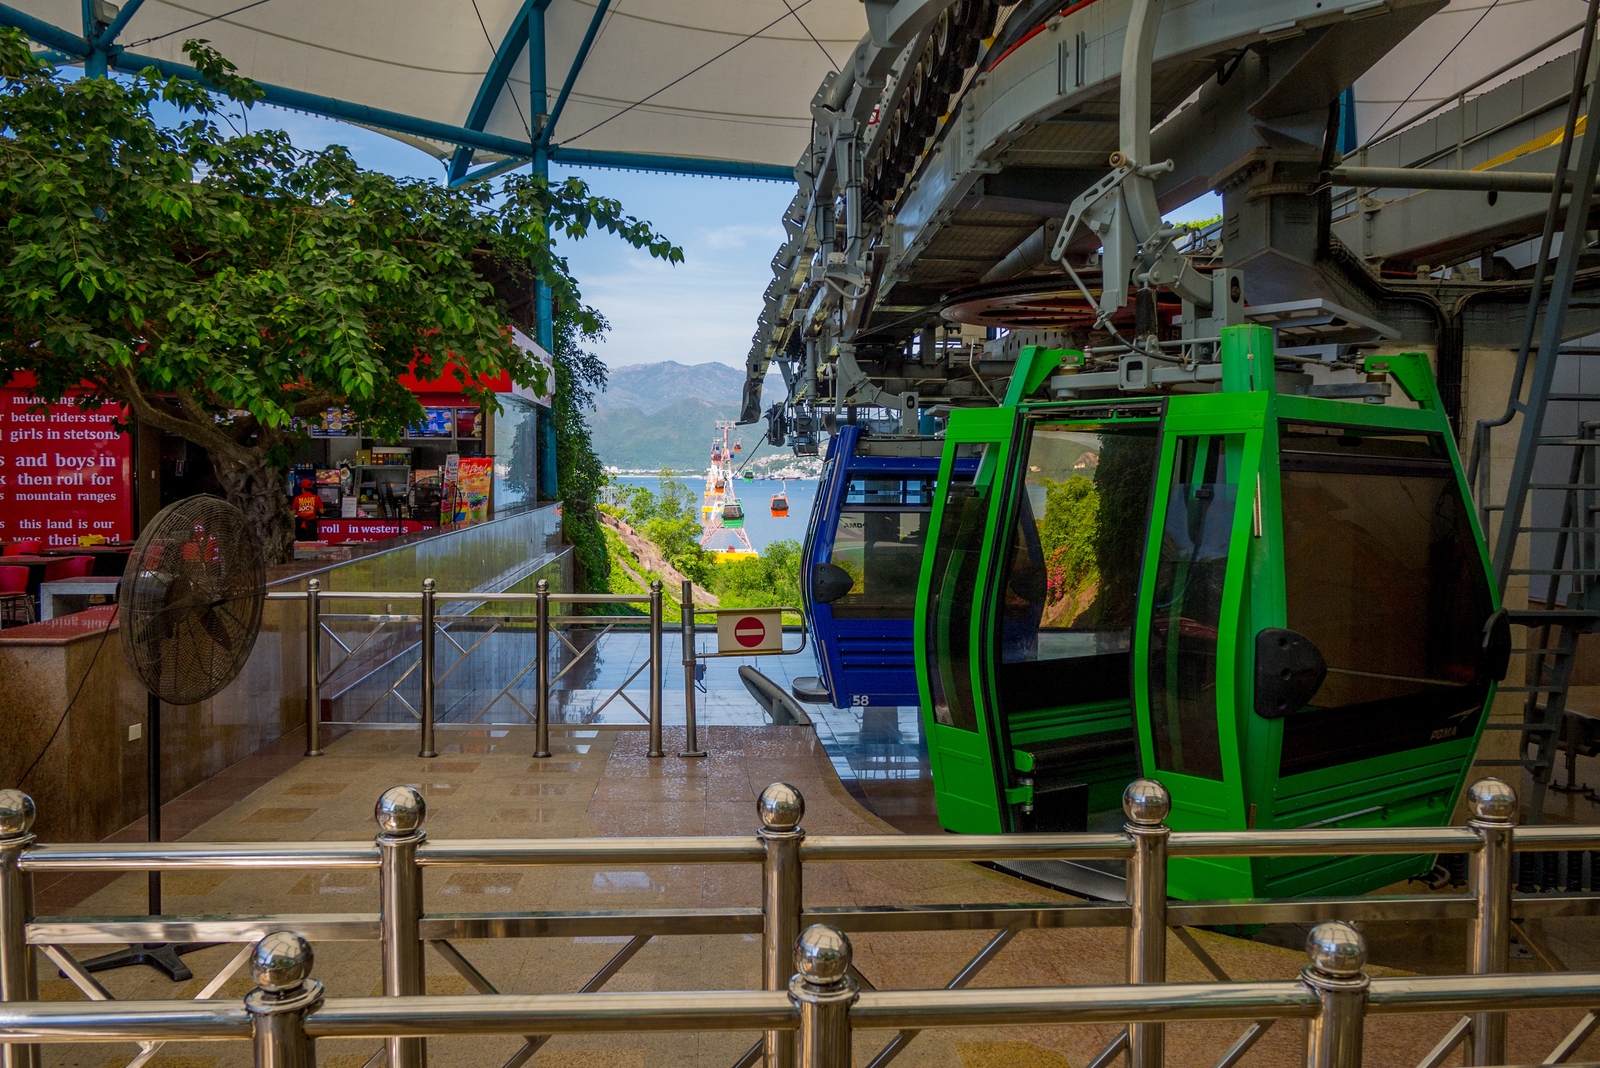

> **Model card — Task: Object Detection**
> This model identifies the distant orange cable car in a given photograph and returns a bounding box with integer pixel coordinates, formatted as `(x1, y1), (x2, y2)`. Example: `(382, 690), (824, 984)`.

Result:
(733, 442), (742, 453)
(770, 493), (789, 518)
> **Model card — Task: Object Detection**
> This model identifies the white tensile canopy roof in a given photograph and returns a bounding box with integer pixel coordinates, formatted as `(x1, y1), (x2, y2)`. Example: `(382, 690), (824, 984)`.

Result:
(6, 0), (866, 176)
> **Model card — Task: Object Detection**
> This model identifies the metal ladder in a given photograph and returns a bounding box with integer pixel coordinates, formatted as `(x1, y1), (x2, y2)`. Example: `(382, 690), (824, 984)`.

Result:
(1479, 416), (1600, 822)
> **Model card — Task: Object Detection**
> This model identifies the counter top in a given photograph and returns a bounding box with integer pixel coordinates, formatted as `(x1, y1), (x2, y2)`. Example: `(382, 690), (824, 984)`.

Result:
(0, 604), (117, 645)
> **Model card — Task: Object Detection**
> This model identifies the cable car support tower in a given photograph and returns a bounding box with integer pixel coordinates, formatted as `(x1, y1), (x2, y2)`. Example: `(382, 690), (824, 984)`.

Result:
(701, 421), (754, 554)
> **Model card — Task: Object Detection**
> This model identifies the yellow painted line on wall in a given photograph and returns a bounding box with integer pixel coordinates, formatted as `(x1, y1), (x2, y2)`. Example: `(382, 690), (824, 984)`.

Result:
(1474, 115), (1586, 172)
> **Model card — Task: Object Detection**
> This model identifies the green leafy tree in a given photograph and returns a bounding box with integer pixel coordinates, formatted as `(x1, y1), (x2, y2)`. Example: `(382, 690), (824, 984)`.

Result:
(1037, 475), (1100, 615)
(615, 471), (712, 584)
(714, 538), (801, 609)
(548, 312), (611, 590)
(0, 33), (681, 561)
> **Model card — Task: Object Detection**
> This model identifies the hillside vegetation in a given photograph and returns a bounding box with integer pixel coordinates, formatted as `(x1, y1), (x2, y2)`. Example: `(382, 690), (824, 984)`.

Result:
(594, 472), (801, 622)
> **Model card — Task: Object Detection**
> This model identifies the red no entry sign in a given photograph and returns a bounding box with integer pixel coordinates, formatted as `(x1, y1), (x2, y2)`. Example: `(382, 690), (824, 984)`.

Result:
(734, 616), (767, 647)
(716, 608), (783, 654)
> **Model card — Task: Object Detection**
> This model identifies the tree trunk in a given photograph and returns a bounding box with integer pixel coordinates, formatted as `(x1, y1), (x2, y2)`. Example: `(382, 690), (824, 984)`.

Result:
(211, 449), (294, 565)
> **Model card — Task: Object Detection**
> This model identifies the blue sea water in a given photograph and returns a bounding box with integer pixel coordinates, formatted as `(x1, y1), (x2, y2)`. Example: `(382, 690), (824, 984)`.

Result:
(610, 476), (818, 554)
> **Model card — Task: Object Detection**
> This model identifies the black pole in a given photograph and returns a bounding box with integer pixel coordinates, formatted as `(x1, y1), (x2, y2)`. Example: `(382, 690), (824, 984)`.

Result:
(80, 690), (208, 980)
(147, 691), (160, 915)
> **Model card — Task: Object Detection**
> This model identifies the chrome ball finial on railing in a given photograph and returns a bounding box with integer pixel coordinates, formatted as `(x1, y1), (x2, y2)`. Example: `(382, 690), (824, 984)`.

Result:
(374, 786), (426, 836)
(0, 790), (35, 838)
(1122, 779), (1171, 826)
(1305, 921), (1367, 979)
(251, 931), (314, 992)
(1467, 777), (1518, 823)
(795, 924), (851, 986)
(758, 782), (805, 833)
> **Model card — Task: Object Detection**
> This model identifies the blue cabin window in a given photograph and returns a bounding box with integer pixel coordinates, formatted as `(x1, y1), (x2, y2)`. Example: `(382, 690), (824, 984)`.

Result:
(829, 478), (934, 620)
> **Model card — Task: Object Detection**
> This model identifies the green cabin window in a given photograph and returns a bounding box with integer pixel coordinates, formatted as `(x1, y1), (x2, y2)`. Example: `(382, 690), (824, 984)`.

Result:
(829, 478), (934, 619)
(995, 422), (1161, 710)
(1277, 423), (1495, 775)
(927, 476), (988, 731)
(1148, 435), (1240, 780)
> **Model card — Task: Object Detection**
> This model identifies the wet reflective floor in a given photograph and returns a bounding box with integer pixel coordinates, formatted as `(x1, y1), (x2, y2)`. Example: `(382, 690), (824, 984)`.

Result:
(417, 628), (945, 834)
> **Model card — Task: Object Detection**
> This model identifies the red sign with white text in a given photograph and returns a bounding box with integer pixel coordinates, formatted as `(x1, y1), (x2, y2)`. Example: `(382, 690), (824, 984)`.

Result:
(0, 389), (133, 547)
(311, 519), (435, 544)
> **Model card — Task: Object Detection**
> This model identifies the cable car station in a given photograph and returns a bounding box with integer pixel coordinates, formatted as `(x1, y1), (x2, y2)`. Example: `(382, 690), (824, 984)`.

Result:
(1, 0), (1600, 1065)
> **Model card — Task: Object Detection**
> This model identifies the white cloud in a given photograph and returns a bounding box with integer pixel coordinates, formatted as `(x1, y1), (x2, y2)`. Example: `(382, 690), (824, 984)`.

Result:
(700, 222), (786, 250)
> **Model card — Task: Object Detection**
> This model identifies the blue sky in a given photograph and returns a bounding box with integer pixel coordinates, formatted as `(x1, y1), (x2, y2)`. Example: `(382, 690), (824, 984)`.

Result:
(199, 103), (1221, 371)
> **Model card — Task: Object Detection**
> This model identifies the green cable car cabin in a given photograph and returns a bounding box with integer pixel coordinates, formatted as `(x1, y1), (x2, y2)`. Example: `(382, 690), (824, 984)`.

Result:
(915, 324), (1508, 900)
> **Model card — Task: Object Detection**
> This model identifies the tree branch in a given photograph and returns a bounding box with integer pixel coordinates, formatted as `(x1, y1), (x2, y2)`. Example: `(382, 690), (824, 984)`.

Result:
(112, 364), (247, 462)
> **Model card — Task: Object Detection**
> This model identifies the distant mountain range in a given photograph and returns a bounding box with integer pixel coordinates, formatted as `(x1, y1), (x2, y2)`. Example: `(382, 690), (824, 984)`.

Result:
(590, 362), (783, 474)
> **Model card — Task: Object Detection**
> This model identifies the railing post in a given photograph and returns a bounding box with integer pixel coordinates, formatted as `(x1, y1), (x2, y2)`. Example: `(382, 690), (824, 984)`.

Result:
(680, 580), (706, 759)
(376, 787), (427, 1068)
(534, 579), (551, 759)
(649, 580), (665, 758)
(1124, 779), (1170, 1068)
(760, 783), (806, 1068)
(1301, 921), (1369, 1068)
(419, 578), (437, 760)
(1467, 777), (1516, 1066)
(0, 792), (37, 1068)
(245, 932), (322, 1068)
(304, 580), (322, 758)
(790, 925), (858, 1068)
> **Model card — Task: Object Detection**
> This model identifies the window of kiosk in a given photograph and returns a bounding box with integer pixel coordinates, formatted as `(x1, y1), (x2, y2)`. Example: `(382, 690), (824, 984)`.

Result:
(995, 422), (1161, 716)
(1277, 423), (1495, 776)
(828, 478), (935, 620)
(1147, 434), (1240, 781)
(927, 466), (988, 732)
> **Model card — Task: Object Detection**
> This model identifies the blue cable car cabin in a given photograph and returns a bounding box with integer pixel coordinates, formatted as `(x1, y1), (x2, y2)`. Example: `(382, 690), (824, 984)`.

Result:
(797, 425), (978, 708)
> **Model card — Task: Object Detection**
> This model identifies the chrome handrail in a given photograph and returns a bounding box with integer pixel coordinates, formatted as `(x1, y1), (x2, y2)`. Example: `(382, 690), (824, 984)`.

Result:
(268, 578), (672, 758)
(4, 939), (1600, 1068)
(269, 577), (792, 760)
(0, 777), (1586, 1068)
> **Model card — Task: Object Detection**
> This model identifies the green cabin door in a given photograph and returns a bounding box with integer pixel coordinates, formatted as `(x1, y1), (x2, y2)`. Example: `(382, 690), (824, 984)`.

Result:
(1133, 429), (1259, 899)
(916, 409), (1015, 833)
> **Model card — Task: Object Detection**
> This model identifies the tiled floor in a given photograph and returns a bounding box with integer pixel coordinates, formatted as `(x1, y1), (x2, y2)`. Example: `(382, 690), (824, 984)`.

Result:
(26, 721), (1598, 1068)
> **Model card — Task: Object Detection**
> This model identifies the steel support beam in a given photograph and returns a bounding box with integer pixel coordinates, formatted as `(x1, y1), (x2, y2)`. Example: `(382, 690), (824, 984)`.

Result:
(447, 0), (536, 184)
(94, 0), (144, 52)
(116, 48), (538, 159)
(0, 4), (90, 59)
(548, 148), (794, 181)
(1332, 165), (1571, 193)
(529, 0), (558, 502)
(544, 0), (611, 147)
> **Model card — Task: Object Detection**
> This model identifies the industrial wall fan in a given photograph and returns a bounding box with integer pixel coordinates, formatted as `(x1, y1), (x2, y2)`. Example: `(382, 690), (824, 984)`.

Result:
(85, 495), (265, 980)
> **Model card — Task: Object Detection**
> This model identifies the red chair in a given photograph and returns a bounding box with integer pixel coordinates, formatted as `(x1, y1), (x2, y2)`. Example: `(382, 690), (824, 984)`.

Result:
(2, 540), (41, 556)
(0, 566), (33, 627)
(43, 556), (95, 582)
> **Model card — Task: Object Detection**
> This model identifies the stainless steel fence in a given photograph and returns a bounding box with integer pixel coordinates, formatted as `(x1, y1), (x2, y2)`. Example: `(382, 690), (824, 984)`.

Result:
(3, 778), (1600, 1068)
(268, 579), (668, 760)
